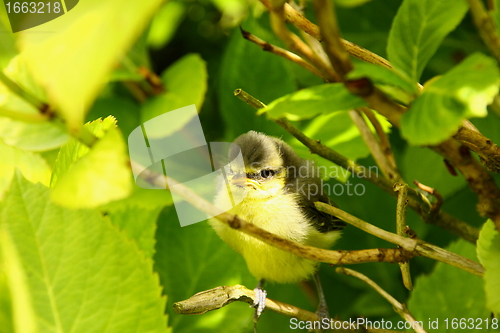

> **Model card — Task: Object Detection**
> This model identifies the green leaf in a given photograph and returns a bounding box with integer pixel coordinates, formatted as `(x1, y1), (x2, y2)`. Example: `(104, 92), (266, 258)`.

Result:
(0, 8), (16, 70)
(154, 207), (254, 333)
(401, 146), (466, 198)
(85, 96), (141, 139)
(0, 227), (38, 333)
(348, 60), (419, 101)
(408, 239), (490, 331)
(337, 0), (373, 8)
(0, 118), (68, 152)
(107, 205), (161, 258)
(0, 60), (42, 118)
(141, 54), (207, 134)
(102, 185), (170, 258)
(259, 83), (367, 120)
(477, 220), (500, 314)
(387, 0), (468, 81)
(51, 116), (132, 208)
(0, 270), (15, 333)
(147, 1), (186, 49)
(401, 53), (500, 145)
(0, 142), (51, 199)
(0, 174), (169, 333)
(18, 0), (164, 132)
(51, 117), (117, 186)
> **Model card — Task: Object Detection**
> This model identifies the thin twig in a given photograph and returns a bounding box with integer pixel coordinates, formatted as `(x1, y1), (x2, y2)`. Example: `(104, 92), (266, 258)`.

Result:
(394, 183), (413, 291)
(348, 108), (401, 181)
(234, 88), (480, 243)
(239, 27), (325, 79)
(336, 268), (427, 333)
(312, 0), (353, 78)
(315, 202), (484, 277)
(362, 107), (399, 176)
(268, 2), (340, 82)
(413, 180), (443, 219)
(259, 0), (392, 69)
(234, 89), (266, 109)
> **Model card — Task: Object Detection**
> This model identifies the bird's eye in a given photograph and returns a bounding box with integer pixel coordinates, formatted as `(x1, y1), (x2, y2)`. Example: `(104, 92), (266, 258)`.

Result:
(260, 169), (275, 178)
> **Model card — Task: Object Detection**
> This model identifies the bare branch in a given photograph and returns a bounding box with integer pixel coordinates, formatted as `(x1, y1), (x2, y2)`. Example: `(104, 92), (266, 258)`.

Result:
(268, 2), (340, 81)
(239, 27), (325, 79)
(431, 139), (500, 231)
(414, 180), (443, 219)
(173, 284), (407, 333)
(394, 183), (413, 291)
(312, 0), (353, 78)
(315, 202), (485, 277)
(454, 120), (500, 174)
(349, 108), (401, 181)
(267, 1), (393, 69)
(362, 107), (399, 175)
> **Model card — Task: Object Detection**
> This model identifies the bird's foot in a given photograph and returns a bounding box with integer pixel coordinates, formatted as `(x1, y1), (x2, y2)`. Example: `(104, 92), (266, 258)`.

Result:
(313, 272), (330, 333)
(252, 285), (267, 321)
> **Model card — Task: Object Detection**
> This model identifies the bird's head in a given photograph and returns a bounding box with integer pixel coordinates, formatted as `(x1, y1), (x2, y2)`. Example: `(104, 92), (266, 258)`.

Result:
(226, 131), (288, 201)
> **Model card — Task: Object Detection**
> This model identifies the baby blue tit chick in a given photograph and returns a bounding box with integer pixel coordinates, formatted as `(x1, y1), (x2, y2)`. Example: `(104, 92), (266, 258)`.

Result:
(209, 131), (345, 320)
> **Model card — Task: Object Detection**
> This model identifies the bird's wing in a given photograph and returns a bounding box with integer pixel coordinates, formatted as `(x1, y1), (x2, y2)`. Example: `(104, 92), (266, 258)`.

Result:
(293, 177), (346, 233)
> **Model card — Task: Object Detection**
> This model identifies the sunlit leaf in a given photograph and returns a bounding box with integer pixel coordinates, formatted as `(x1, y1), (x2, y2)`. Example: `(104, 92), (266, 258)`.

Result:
(154, 207), (254, 333)
(0, 227), (38, 333)
(0, 142), (51, 199)
(477, 220), (500, 314)
(102, 185), (169, 258)
(18, 0), (164, 132)
(0, 6), (16, 70)
(0, 118), (68, 151)
(0, 174), (169, 333)
(259, 83), (367, 120)
(51, 116), (132, 208)
(401, 53), (500, 145)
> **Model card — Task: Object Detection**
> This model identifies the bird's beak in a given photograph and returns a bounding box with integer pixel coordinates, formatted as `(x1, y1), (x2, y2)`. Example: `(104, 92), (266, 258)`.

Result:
(230, 173), (247, 187)
(230, 173), (260, 188)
